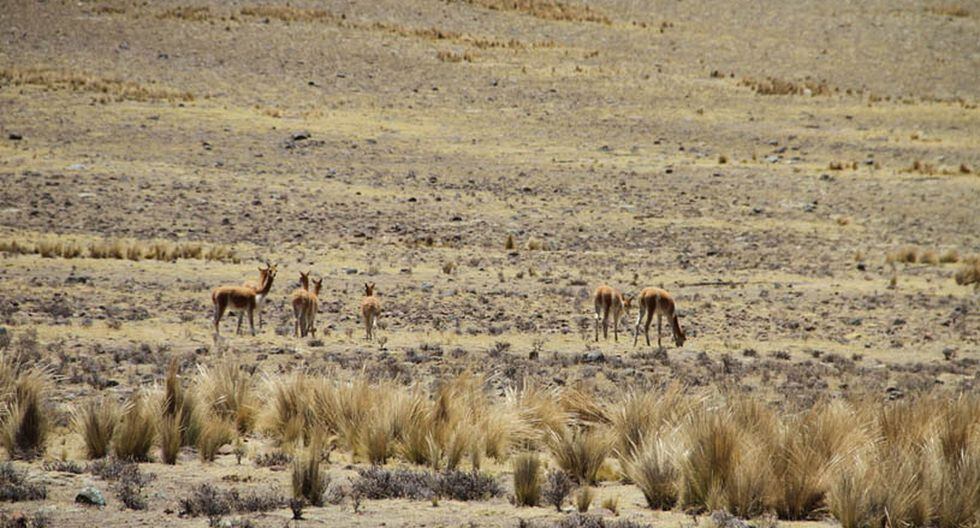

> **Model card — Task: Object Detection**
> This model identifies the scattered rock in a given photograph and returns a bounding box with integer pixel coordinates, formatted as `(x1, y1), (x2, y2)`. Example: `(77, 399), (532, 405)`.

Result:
(75, 486), (106, 507)
(581, 351), (605, 363)
(765, 154), (780, 163)
(8, 133), (22, 140)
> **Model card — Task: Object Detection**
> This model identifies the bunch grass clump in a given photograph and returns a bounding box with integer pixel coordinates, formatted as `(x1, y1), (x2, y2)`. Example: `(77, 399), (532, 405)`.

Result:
(73, 396), (120, 459)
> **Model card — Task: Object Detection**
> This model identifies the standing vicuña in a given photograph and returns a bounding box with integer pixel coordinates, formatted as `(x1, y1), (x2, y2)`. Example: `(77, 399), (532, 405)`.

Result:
(212, 264), (277, 336)
(360, 282), (381, 340)
(593, 285), (632, 342)
(633, 287), (686, 348)
(244, 262), (278, 329)
(292, 275), (322, 338)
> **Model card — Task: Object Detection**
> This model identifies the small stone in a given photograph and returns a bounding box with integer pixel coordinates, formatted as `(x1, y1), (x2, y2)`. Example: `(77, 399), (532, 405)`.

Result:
(76, 486), (106, 507)
(343, 268), (358, 275)
(291, 131), (311, 141)
(582, 351), (605, 363)
(8, 133), (22, 140)
(765, 154), (780, 163)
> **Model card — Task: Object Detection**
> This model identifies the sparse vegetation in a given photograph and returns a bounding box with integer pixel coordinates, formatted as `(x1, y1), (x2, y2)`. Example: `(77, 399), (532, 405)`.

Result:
(0, 462), (47, 502)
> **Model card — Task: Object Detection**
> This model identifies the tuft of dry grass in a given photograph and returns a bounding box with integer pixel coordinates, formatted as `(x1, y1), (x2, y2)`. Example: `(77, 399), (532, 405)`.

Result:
(513, 452), (542, 506)
(158, 413), (182, 465)
(624, 437), (680, 510)
(292, 443), (327, 507)
(157, 6), (212, 21)
(73, 396), (120, 459)
(741, 76), (832, 96)
(680, 408), (740, 511)
(437, 50), (476, 63)
(195, 362), (259, 434)
(452, 0), (611, 24)
(601, 494), (619, 515)
(926, 5), (970, 17)
(0, 66), (193, 103)
(954, 256), (980, 287)
(197, 418), (235, 462)
(575, 485), (594, 512)
(0, 370), (51, 460)
(505, 234), (516, 250)
(886, 246), (919, 264)
(113, 392), (156, 462)
(940, 249), (960, 263)
(547, 427), (610, 485)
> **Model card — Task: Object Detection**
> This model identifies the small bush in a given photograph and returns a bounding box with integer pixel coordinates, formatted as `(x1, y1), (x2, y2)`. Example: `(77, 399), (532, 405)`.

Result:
(42, 459), (84, 474)
(114, 463), (155, 510)
(0, 462), (47, 501)
(513, 452), (542, 506)
(88, 457), (128, 481)
(179, 483), (286, 518)
(543, 469), (573, 511)
(73, 397), (120, 459)
(351, 466), (502, 502)
(254, 451), (292, 467)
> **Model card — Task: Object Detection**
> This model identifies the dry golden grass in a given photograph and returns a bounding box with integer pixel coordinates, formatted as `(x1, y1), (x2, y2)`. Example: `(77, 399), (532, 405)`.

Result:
(238, 5), (550, 50)
(194, 362), (259, 434)
(72, 396), (120, 460)
(601, 493), (619, 515)
(926, 5), (971, 17)
(157, 6), (213, 22)
(292, 442), (327, 506)
(437, 50), (476, 63)
(740, 76), (833, 96)
(0, 369), (51, 460)
(940, 249), (960, 263)
(886, 245), (919, 264)
(197, 418), (235, 462)
(0, 67), (193, 103)
(453, 0), (611, 24)
(113, 391), (156, 462)
(623, 437), (680, 510)
(954, 256), (980, 286)
(546, 427), (610, 485)
(575, 485), (594, 512)
(513, 452), (542, 506)
(0, 233), (236, 262)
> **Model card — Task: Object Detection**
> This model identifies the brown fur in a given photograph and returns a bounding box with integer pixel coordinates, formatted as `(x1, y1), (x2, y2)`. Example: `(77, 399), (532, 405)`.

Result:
(593, 285), (632, 342)
(360, 282), (382, 340)
(212, 264), (276, 336)
(633, 287), (686, 348)
(242, 263), (278, 328)
(292, 275), (321, 338)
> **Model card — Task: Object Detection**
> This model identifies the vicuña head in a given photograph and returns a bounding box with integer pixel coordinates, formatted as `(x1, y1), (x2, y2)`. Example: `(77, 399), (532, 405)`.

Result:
(364, 282), (376, 296)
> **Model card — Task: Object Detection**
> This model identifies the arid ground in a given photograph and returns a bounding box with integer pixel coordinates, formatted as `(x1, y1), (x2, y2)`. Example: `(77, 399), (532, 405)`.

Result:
(0, 0), (978, 526)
